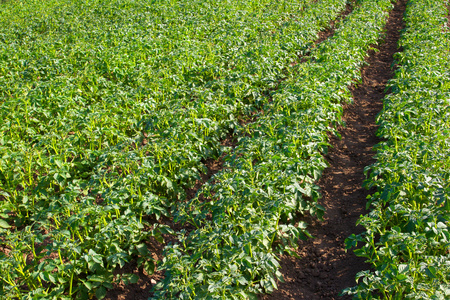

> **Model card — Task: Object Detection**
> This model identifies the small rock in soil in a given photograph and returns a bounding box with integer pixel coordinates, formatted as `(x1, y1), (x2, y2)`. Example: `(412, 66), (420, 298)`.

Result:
(312, 269), (320, 277)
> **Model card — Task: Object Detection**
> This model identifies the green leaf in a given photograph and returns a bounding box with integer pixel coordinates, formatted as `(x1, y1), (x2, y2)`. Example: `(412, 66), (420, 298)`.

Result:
(143, 259), (155, 275)
(398, 264), (409, 274)
(129, 274), (139, 284)
(425, 266), (437, 278)
(0, 219), (11, 229)
(82, 280), (93, 290)
(396, 274), (407, 281)
(95, 286), (107, 300)
(237, 276), (248, 286)
(136, 244), (149, 256)
(0, 190), (10, 198)
(194, 273), (204, 282)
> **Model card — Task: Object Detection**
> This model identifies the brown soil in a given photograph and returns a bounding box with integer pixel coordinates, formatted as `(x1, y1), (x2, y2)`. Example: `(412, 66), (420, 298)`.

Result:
(259, 0), (406, 299)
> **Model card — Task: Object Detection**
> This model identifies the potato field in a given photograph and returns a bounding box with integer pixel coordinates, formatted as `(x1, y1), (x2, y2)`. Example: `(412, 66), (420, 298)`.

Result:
(0, 0), (449, 299)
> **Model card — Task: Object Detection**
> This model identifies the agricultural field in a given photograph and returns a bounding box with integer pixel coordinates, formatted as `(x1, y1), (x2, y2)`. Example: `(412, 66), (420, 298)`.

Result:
(0, 0), (448, 299)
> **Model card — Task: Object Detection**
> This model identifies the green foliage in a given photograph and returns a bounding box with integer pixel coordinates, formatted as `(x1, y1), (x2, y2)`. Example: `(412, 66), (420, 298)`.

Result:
(154, 0), (395, 298)
(0, 0), (357, 298)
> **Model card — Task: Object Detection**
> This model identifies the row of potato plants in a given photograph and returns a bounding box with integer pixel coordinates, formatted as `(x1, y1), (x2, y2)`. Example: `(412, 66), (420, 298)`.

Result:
(0, 0), (351, 298)
(344, 0), (450, 299)
(153, 0), (395, 298)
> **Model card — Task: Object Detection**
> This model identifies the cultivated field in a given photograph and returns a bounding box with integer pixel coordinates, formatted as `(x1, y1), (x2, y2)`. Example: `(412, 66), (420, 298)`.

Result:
(0, 0), (449, 299)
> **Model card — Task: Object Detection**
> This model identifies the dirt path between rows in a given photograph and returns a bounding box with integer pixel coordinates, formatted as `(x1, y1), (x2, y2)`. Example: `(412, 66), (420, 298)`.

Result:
(259, 0), (406, 299)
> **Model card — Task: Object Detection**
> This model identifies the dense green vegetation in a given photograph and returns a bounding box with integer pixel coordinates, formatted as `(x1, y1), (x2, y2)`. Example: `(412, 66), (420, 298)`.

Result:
(0, 0), (350, 298)
(1, 0), (448, 298)
(155, 0), (394, 298)
(345, 0), (450, 298)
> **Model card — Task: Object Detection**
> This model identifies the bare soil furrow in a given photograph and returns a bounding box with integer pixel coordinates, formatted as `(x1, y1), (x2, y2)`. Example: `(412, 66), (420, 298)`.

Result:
(260, 0), (406, 299)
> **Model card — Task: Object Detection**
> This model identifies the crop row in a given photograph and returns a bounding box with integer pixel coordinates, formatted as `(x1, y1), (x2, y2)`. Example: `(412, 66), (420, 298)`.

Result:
(344, 0), (450, 298)
(153, 0), (395, 298)
(0, 0), (350, 298)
